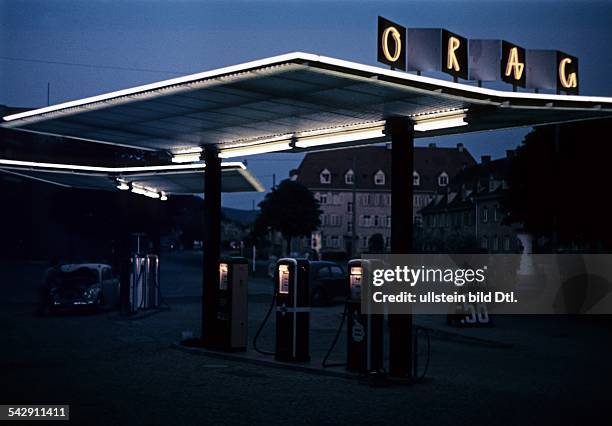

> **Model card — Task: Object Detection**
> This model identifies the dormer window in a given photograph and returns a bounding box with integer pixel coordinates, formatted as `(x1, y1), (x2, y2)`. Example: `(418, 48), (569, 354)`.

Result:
(345, 169), (354, 185)
(489, 176), (496, 192)
(374, 170), (385, 185)
(413, 171), (420, 186)
(438, 171), (449, 187)
(320, 168), (331, 184)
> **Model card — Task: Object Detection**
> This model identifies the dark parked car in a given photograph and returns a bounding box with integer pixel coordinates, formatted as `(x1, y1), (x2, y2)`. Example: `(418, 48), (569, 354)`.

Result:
(48, 263), (120, 312)
(309, 261), (348, 306)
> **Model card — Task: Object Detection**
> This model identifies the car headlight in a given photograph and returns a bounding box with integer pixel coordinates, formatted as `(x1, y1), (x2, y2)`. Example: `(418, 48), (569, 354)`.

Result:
(83, 286), (100, 302)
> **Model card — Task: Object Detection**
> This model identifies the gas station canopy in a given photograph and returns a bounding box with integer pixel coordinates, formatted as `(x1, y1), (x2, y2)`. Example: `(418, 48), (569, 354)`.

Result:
(3, 52), (612, 157)
(0, 160), (264, 194)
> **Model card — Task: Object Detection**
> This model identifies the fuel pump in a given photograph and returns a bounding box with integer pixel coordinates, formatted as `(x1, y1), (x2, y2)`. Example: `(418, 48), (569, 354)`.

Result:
(208, 257), (248, 351)
(346, 259), (384, 373)
(275, 258), (310, 362)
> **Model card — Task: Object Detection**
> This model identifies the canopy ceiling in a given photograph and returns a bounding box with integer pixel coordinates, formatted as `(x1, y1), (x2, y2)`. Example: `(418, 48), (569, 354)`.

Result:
(3, 52), (612, 155)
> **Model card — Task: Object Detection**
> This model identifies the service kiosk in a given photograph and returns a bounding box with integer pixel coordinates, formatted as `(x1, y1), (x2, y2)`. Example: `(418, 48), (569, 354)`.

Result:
(275, 258), (310, 362)
(346, 259), (384, 373)
(209, 257), (248, 351)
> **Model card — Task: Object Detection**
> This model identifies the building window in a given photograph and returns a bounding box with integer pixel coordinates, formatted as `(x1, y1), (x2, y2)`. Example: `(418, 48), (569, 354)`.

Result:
(321, 214), (329, 226)
(320, 168), (331, 184)
(360, 194), (371, 206)
(494, 205), (500, 222)
(374, 170), (386, 185)
(345, 169), (354, 184)
(438, 172), (449, 187)
(481, 236), (489, 250)
(414, 215), (422, 227)
(319, 193), (328, 204)
(332, 194), (340, 205)
(493, 236), (499, 251)
(481, 206), (489, 223)
(347, 221), (352, 233)
(361, 215), (372, 227)
(503, 236), (511, 251)
(413, 171), (420, 186)
(361, 236), (368, 249)
(330, 215), (341, 226)
(331, 236), (339, 248)
(385, 236), (391, 248)
(386, 216), (391, 228)
(373, 216), (379, 227)
(347, 201), (352, 213)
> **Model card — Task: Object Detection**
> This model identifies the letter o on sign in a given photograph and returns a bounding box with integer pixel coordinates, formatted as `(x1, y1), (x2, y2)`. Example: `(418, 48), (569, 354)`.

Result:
(377, 16), (406, 70)
(382, 26), (402, 62)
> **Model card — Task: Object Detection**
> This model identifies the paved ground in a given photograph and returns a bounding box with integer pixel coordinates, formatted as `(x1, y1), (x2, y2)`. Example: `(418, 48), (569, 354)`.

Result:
(1, 252), (611, 425)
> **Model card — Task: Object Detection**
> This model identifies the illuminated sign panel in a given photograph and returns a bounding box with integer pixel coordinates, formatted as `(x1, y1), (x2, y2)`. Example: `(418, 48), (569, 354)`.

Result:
(557, 51), (579, 94)
(526, 50), (579, 94)
(500, 41), (526, 87)
(441, 29), (468, 80)
(377, 16), (406, 70)
(378, 18), (580, 93)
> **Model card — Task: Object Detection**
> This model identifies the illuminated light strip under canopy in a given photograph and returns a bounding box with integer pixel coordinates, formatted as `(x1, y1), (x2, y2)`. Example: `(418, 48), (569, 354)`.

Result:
(0, 158), (264, 194)
(412, 109), (468, 132)
(219, 140), (293, 158)
(0, 158), (245, 173)
(294, 127), (386, 148)
(172, 147), (203, 163)
(218, 123), (387, 157)
(2, 52), (612, 156)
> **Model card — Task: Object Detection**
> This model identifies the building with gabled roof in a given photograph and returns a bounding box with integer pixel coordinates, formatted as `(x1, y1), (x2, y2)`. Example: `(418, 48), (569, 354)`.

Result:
(419, 152), (521, 253)
(294, 142), (476, 256)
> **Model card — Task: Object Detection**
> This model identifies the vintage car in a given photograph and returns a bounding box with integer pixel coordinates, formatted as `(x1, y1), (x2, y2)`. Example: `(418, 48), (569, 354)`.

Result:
(308, 261), (348, 306)
(48, 263), (120, 311)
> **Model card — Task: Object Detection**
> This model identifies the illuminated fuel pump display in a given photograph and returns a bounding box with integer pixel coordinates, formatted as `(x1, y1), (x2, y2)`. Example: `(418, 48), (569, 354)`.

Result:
(219, 263), (229, 291)
(349, 266), (362, 300)
(275, 259), (310, 362)
(346, 259), (383, 373)
(278, 264), (290, 294)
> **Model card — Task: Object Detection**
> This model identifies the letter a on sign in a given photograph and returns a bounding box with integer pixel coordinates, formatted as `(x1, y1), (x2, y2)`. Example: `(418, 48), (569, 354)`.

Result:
(442, 29), (468, 80)
(501, 41), (526, 87)
(377, 16), (406, 70)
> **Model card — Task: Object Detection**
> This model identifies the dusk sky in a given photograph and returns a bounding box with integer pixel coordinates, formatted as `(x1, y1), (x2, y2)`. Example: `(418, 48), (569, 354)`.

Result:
(2, 0), (611, 209)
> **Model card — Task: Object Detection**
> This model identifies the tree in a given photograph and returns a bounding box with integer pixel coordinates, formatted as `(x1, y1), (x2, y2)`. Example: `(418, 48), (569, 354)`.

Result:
(255, 179), (321, 255)
(503, 119), (612, 252)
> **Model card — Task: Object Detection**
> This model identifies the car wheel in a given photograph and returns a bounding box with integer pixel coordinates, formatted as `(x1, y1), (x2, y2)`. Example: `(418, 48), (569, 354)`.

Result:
(95, 294), (103, 312)
(311, 287), (327, 306)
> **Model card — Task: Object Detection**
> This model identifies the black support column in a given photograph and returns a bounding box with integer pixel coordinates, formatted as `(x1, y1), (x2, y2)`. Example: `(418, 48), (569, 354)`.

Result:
(388, 117), (414, 379)
(117, 190), (131, 317)
(201, 146), (222, 347)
